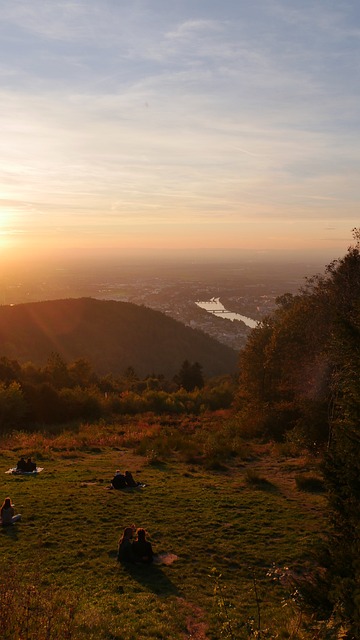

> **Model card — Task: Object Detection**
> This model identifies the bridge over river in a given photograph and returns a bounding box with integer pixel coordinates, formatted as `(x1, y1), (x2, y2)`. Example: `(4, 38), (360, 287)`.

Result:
(195, 297), (257, 329)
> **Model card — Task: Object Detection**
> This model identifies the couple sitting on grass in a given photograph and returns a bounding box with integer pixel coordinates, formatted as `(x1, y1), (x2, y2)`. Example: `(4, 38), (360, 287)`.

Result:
(16, 456), (37, 472)
(118, 525), (153, 564)
(111, 470), (141, 490)
(1, 497), (21, 526)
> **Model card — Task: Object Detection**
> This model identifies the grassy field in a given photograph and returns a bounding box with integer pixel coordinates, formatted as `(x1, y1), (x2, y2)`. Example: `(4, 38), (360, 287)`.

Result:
(0, 420), (326, 639)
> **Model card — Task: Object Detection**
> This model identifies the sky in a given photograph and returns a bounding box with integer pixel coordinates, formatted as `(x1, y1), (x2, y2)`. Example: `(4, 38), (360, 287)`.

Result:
(1, 0), (360, 265)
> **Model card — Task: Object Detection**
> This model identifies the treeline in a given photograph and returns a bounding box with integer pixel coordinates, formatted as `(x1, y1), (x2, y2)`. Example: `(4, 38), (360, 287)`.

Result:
(236, 230), (359, 449)
(0, 354), (236, 430)
(236, 229), (360, 637)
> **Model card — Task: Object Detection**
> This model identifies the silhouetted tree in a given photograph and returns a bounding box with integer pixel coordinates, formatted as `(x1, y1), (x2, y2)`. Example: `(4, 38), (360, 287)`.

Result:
(319, 230), (360, 635)
(175, 360), (204, 392)
(237, 276), (331, 440)
(68, 358), (96, 388)
(43, 352), (71, 389)
(0, 382), (27, 431)
(0, 357), (21, 384)
(22, 382), (63, 424)
(236, 229), (360, 632)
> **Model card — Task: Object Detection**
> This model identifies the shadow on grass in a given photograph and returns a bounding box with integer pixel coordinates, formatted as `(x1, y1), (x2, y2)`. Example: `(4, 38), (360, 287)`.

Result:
(119, 561), (180, 596)
(246, 478), (280, 493)
(7, 475), (40, 483)
(244, 469), (280, 493)
(146, 460), (168, 472)
(254, 479), (279, 493)
(295, 475), (325, 493)
(1, 524), (19, 540)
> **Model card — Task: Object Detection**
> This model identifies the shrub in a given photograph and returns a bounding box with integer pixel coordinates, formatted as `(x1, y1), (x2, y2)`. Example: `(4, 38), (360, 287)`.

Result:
(244, 467), (272, 488)
(295, 474), (325, 493)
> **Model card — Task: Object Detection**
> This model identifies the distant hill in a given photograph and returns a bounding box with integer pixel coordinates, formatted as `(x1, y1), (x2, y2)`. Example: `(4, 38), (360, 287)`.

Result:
(0, 298), (238, 378)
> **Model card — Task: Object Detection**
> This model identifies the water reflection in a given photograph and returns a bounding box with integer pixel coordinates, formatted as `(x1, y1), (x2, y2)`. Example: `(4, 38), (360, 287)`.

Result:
(195, 297), (257, 329)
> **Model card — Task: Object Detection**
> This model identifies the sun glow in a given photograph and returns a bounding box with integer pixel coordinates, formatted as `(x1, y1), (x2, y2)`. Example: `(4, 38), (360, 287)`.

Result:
(0, 209), (14, 250)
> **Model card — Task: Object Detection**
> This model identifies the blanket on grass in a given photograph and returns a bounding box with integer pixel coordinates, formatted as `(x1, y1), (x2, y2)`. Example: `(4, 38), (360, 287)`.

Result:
(153, 553), (178, 566)
(5, 467), (44, 475)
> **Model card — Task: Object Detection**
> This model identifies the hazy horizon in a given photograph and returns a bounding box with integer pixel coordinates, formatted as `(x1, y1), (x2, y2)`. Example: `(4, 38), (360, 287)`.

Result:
(0, 244), (344, 278)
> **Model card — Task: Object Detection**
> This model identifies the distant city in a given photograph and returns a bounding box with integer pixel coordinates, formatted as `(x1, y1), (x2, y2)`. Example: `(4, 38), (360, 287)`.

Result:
(1, 260), (325, 351)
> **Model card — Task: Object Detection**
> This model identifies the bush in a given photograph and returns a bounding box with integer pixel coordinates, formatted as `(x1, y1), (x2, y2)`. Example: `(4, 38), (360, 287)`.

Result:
(244, 468), (273, 489)
(295, 474), (325, 493)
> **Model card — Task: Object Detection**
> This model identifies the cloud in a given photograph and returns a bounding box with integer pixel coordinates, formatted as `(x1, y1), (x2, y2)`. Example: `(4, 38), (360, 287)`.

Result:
(1, 2), (105, 42)
(166, 19), (225, 39)
(0, 0), (359, 256)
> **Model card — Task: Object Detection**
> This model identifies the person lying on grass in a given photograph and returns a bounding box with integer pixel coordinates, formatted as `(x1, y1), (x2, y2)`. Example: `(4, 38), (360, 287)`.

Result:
(0, 497), (21, 525)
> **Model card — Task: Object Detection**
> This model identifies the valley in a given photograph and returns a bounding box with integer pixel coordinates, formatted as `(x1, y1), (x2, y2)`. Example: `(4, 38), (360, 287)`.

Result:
(1, 260), (322, 350)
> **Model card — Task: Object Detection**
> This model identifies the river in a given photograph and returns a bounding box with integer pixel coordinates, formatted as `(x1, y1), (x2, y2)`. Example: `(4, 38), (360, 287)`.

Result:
(195, 297), (258, 329)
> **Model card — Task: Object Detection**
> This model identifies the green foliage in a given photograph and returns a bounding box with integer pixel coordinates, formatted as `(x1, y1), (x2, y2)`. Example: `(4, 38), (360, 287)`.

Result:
(44, 352), (71, 389)
(210, 564), (343, 640)
(0, 353), (235, 432)
(68, 358), (97, 388)
(0, 356), (21, 384)
(0, 381), (27, 428)
(59, 386), (103, 421)
(318, 230), (360, 636)
(200, 376), (236, 410)
(236, 231), (360, 450)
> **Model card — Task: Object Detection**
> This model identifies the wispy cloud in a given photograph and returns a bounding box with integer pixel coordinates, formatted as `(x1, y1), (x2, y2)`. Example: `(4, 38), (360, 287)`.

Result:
(1, 0), (359, 257)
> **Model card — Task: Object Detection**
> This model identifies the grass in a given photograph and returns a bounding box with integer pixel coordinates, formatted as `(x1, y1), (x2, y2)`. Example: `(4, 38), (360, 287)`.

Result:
(0, 418), (327, 639)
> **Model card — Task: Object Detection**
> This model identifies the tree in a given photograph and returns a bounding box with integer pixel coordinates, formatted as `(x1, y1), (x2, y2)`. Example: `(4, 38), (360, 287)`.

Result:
(22, 382), (63, 424)
(235, 230), (360, 632)
(0, 357), (21, 384)
(319, 230), (360, 635)
(175, 360), (204, 392)
(237, 290), (330, 441)
(68, 358), (96, 388)
(0, 382), (27, 431)
(43, 352), (71, 389)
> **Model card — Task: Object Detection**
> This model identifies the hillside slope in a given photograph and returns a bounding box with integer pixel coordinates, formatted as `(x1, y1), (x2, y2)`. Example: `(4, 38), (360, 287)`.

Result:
(0, 297), (238, 377)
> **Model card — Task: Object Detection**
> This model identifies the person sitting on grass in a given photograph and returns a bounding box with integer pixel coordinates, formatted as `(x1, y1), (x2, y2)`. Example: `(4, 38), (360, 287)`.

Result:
(0, 497), (21, 525)
(124, 470), (140, 487)
(25, 457), (36, 472)
(111, 470), (127, 490)
(132, 528), (154, 564)
(16, 457), (27, 471)
(117, 525), (136, 563)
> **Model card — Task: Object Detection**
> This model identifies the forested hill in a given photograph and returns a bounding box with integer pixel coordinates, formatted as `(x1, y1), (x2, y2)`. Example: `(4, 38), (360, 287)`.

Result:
(0, 297), (238, 378)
